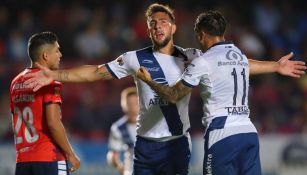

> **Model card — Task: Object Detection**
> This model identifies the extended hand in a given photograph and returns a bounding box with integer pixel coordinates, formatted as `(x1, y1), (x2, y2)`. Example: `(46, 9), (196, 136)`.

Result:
(24, 63), (54, 91)
(277, 52), (306, 78)
(136, 67), (152, 83)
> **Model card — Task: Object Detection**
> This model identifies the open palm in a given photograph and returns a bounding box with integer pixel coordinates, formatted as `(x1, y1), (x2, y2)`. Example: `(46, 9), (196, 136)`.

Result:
(25, 63), (54, 91)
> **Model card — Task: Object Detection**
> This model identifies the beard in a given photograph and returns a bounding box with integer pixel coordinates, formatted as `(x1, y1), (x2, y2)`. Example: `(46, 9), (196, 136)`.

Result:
(152, 34), (172, 50)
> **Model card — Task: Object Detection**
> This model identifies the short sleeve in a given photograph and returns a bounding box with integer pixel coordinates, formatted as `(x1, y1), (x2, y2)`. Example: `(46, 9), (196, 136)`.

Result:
(108, 125), (124, 152)
(43, 82), (62, 105)
(181, 56), (209, 87)
(106, 52), (135, 79)
(185, 48), (203, 60)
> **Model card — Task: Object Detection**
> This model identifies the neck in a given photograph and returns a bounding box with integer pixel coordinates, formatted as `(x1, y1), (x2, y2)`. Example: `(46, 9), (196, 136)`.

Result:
(31, 60), (46, 68)
(153, 41), (174, 55)
(206, 36), (225, 49)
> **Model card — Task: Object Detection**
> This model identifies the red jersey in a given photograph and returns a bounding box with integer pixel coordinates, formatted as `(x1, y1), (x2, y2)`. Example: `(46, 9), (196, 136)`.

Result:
(10, 68), (66, 162)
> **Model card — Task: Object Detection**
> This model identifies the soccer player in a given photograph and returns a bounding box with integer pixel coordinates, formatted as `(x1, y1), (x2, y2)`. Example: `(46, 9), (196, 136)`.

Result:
(136, 10), (306, 175)
(107, 87), (139, 175)
(24, 3), (305, 175)
(10, 32), (80, 175)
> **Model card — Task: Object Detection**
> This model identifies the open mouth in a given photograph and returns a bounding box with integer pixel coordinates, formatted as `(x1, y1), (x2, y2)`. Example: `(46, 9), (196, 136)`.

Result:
(155, 32), (164, 40)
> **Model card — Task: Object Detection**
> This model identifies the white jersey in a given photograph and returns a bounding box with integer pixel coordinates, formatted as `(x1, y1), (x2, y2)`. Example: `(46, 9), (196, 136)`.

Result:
(181, 42), (257, 137)
(106, 46), (201, 140)
(108, 116), (136, 175)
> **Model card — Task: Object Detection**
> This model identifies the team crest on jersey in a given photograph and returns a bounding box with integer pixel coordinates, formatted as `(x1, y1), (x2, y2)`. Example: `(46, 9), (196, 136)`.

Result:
(54, 86), (61, 96)
(116, 56), (124, 66)
(184, 64), (195, 77)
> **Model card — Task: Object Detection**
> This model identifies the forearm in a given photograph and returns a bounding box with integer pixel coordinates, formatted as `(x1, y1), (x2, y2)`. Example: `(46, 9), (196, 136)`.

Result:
(48, 120), (75, 157)
(249, 59), (278, 75)
(107, 152), (124, 172)
(146, 80), (181, 103)
(52, 65), (113, 82)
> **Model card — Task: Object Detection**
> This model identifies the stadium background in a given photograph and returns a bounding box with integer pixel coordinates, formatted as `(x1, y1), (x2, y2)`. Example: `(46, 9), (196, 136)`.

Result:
(0, 0), (306, 174)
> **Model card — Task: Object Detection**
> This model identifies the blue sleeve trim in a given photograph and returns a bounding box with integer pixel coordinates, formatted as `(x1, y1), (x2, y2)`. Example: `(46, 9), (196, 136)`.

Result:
(105, 64), (119, 79)
(181, 79), (196, 88)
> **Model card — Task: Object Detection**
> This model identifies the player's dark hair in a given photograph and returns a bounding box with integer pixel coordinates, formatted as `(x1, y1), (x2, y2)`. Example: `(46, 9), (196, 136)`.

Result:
(28, 31), (58, 62)
(194, 10), (226, 36)
(145, 3), (175, 23)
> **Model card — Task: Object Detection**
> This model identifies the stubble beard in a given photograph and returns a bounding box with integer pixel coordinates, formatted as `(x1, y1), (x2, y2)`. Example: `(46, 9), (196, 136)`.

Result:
(152, 35), (172, 50)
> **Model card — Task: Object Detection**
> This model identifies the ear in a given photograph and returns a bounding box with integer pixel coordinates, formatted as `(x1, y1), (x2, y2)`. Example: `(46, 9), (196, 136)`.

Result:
(171, 24), (177, 35)
(42, 52), (48, 61)
(199, 31), (206, 41)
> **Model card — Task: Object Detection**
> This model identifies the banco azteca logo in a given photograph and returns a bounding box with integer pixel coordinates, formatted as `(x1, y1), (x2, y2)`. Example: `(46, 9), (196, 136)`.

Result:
(226, 50), (243, 61)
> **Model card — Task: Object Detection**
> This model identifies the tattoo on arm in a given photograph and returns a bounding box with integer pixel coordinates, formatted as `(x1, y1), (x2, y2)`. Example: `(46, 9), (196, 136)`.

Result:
(98, 71), (111, 79)
(58, 71), (69, 81)
(147, 80), (192, 103)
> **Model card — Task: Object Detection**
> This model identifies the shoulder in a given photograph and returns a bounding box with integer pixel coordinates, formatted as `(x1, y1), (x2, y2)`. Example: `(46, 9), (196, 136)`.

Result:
(114, 50), (139, 65)
(111, 117), (128, 129)
(188, 55), (210, 70)
(183, 48), (203, 60)
(123, 46), (152, 58)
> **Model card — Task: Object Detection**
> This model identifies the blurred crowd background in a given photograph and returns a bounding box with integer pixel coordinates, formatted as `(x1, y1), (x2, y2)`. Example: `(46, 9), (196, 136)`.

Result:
(0, 0), (306, 174)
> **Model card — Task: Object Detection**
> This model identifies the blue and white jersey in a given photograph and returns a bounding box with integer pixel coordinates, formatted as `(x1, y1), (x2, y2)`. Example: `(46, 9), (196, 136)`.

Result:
(108, 116), (137, 175)
(181, 42), (257, 138)
(106, 46), (201, 140)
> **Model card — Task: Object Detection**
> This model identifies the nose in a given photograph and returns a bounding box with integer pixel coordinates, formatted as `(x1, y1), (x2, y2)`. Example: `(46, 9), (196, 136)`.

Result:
(154, 21), (162, 30)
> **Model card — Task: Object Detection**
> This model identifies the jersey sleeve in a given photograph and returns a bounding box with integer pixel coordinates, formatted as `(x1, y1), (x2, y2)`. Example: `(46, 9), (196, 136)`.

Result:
(105, 52), (135, 79)
(181, 56), (209, 87)
(185, 48), (203, 60)
(108, 125), (124, 152)
(43, 82), (62, 105)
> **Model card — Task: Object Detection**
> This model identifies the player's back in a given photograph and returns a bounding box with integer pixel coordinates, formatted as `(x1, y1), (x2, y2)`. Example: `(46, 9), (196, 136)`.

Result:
(10, 68), (65, 162)
(197, 42), (251, 125)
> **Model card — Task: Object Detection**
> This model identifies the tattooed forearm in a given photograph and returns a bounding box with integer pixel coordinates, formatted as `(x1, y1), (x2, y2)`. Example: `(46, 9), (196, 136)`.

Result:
(147, 80), (191, 103)
(148, 81), (177, 102)
(98, 71), (111, 79)
(58, 70), (69, 81)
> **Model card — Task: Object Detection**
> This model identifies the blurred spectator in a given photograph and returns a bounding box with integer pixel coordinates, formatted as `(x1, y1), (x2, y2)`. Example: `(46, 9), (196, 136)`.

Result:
(6, 30), (27, 60)
(75, 22), (109, 59)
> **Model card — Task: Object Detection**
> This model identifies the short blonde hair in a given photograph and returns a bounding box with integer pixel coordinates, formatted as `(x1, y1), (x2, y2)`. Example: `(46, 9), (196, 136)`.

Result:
(145, 3), (175, 23)
(121, 87), (138, 111)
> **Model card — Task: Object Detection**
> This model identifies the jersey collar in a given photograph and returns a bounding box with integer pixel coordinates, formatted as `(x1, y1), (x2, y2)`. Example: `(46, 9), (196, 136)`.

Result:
(208, 41), (233, 50)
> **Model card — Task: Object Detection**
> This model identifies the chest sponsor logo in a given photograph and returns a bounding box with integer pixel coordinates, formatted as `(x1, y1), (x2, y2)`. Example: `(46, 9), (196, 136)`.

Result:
(148, 77), (169, 106)
(146, 67), (160, 72)
(142, 59), (153, 64)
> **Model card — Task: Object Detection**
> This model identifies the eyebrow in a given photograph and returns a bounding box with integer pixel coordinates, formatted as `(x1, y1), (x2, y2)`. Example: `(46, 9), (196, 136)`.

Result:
(149, 18), (171, 22)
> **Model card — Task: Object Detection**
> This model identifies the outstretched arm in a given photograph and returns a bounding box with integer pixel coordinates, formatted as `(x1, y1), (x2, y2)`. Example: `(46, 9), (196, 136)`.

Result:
(136, 67), (192, 103)
(249, 52), (306, 77)
(25, 63), (114, 91)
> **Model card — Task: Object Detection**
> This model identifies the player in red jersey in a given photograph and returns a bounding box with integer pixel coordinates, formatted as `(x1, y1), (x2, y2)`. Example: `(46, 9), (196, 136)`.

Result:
(10, 31), (80, 175)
